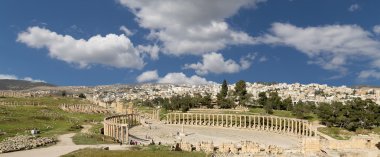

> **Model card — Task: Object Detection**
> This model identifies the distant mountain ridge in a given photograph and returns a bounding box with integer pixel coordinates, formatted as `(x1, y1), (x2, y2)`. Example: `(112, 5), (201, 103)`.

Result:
(0, 79), (55, 90)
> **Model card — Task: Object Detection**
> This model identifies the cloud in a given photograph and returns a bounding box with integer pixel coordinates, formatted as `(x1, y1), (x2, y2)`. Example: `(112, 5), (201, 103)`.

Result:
(373, 25), (380, 35)
(136, 70), (215, 84)
(17, 26), (145, 69)
(358, 70), (380, 80)
(137, 44), (160, 60)
(118, 0), (263, 56)
(0, 74), (45, 83)
(22, 77), (46, 83)
(261, 23), (380, 75)
(136, 70), (159, 83)
(158, 72), (215, 85)
(184, 52), (255, 75)
(0, 74), (18, 80)
(348, 4), (360, 12)
(119, 25), (134, 36)
(259, 56), (267, 62)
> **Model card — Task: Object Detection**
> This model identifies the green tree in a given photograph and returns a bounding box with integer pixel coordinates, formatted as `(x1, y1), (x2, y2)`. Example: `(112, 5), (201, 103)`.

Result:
(264, 101), (273, 114)
(235, 80), (247, 97)
(220, 79), (228, 98)
(268, 92), (282, 110)
(282, 97), (293, 111)
(292, 101), (308, 119)
(78, 93), (86, 99)
(61, 91), (67, 97)
(258, 92), (267, 107)
(200, 93), (213, 109)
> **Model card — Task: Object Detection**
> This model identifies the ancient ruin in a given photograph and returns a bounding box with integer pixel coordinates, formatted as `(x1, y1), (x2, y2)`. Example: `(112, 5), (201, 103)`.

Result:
(103, 114), (140, 144)
(59, 104), (113, 114)
(166, 113), (316, 137)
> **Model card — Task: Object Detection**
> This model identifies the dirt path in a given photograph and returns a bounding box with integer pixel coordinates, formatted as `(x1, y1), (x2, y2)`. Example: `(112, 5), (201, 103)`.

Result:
(80, 124), (92, 134)
(0, 125), (127, 157)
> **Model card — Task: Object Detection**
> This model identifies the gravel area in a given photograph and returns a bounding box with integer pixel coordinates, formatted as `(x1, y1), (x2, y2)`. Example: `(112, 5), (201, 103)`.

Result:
(129, 122), (301, 149)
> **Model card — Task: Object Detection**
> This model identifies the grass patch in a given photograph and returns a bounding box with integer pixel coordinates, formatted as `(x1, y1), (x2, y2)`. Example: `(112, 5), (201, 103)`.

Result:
(61, 148), (208, 157)
(72, 123), (115, 145)
(318, 126), (380, 140)
(247, 107), (319, 121)
(318, 127), (355, 140)
(72, 133), (114, 145)
(0, 97), (106, 141)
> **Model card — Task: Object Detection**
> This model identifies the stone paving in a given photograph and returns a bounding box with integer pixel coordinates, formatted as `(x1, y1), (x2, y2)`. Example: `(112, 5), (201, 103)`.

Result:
(129, 122), (301, 149)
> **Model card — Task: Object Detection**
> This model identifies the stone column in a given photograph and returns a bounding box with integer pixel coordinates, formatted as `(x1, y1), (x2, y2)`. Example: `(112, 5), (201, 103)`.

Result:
(301, 121), (304, 136)
(234, 115), (237, 127)
(216, 114), (219, 126)
(239, 115), (242, 128)
(248, 116), (251, 128)
(230, 115), (232, 127)
(290, 119), (294, 134)
(257, 116), (260, 130)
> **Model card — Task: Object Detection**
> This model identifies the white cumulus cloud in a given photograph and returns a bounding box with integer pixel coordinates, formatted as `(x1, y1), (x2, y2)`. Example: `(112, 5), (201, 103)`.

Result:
(261, 23), (380, 76)
(0, 74), (18, 80)
(373, 25), (380, 35)
(136, 70), (159, 83)
(118, 0), (263, 56)
(137, 44), (160, 60)
(184, 52), (254, 75)
(17, 26), (145, 69)
(0, 74), (45, 83)
(158, 72), (214, 85)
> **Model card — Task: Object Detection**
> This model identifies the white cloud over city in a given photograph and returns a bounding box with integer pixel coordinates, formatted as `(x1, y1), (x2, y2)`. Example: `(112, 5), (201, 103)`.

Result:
(118, 0), (263, 56)
(136, 70), (214, 85)
(0, 74), (45, 82)
(17, 27), (146, 69)
(184, 52), (255, 75)
(261, 23), (380, 77)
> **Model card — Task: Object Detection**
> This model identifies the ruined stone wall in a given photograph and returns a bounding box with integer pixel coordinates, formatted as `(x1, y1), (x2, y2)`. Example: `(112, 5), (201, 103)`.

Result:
(177, 140), (284, 155)
(0, 91), (29, 98)
(0, 101), (45, 107)
(327, 135), (380, 150)
(59, 104), (113, 114)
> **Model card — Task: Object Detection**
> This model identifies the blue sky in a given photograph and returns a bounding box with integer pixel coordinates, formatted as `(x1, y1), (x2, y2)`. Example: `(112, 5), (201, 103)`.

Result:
(1, 0), (380, 86)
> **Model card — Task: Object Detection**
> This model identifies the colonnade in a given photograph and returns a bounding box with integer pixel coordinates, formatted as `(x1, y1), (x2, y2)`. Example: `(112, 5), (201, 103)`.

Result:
(166, 113), (316, 137)
(0, 101), (42, 106)
(103, 114), (140, 143)
(60, 104), (111, 113)
(152, 109), (160, 120)
(0, 91), (29, 97)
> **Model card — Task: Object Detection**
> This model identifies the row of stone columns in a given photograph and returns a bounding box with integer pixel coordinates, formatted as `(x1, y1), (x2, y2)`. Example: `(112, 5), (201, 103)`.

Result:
(166, 113), (316, 137)
(0, 101), (41, 106)
(0, 91), (28, 97)
(103, 114), (140, 143)
(152, 109), (160, 120)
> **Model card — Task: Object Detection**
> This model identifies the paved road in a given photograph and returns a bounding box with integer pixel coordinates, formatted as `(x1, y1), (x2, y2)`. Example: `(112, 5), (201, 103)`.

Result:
(0, 126), (127, 157)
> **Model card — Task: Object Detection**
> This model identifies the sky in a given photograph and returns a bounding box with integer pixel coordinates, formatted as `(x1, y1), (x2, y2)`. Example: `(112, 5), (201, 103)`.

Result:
(1, 0), (380, 86)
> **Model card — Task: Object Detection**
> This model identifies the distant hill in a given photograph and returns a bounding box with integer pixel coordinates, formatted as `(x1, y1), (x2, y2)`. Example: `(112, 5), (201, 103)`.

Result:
(351, 85), (380, 89)
(0, 79), (55, 90)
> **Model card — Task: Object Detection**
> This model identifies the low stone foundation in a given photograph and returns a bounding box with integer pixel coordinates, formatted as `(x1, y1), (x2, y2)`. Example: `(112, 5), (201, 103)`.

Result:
(0, 135), (56, 153)
(59, 104), (113, 114)
(174, 140), (285, 155)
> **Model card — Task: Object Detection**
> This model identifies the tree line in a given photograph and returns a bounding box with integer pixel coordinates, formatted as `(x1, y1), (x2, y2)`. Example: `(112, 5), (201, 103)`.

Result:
(257, 91), (380, 131)
(137, 79), (380, 131)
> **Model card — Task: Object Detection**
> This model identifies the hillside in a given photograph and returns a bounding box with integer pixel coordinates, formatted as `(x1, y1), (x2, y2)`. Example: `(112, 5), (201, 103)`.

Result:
(0, 79), (55, 90)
